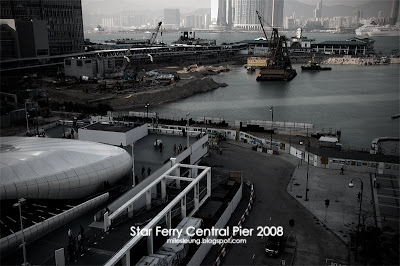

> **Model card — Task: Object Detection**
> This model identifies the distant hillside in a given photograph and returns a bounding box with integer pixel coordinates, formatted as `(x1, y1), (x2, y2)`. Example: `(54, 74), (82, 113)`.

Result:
(284, 0), (395, 18)
(183, 8), (211, 17)
(283, 0), (314, 18)
(354, 0), (394, 18)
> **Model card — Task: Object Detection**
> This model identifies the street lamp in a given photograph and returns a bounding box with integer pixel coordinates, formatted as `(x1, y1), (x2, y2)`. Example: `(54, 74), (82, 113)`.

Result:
(35, 103), (39, 136)
(13, 198), (28, 266)
(349, 177), (364, 261)
(24, 102), (30, 135)
(305, 138), (310, 201)
(61, 106), (66, 138)
(269, 106), (273, 147)
(145, 102), (150, 118)
(186, 113), (190, 148)
(131, 142), (135, 187)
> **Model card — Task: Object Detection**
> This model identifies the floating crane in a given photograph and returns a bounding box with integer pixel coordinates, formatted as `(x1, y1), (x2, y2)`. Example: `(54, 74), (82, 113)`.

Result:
(255, 11), (297, 81)
(148, 22), (162, 46)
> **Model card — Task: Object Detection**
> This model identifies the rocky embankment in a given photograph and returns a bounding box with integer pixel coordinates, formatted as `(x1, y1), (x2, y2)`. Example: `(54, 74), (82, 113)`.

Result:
(177, 64), (230, 75)
(322, 56), (399, 65)
(110, 76), (227, 110)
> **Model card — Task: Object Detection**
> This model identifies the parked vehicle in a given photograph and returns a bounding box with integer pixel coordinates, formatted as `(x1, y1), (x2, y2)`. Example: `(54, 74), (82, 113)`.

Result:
(265, 235), (285, 257)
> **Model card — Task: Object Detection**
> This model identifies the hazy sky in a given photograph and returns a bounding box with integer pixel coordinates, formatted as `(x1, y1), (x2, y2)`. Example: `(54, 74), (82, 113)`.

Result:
(81, 0), (374, 14)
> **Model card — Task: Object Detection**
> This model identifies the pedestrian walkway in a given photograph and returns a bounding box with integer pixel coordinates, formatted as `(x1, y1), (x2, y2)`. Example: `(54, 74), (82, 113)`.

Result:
(374, 173), (399, 232)
(288, 163), (374, 246)
(201, 184), (251, 265)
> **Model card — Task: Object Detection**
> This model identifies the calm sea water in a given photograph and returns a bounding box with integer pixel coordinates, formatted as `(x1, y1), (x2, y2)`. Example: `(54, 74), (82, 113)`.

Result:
(85, 31), (400, 151)
(144, 64), (399, 150)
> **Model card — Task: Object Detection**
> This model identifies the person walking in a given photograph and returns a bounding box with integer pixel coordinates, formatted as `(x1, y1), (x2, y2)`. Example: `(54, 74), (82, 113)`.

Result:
(68, 227), (73, 243)
(77, 233), (82, 254)
(71, 237), (77, 262)
(147, 167), (151, 176)
(80, 225), (85, 253)
(141, 166), (145, 176)
(68, 242), (74, 262)
(340, 167), (344, 175)
(173, 144), (176, 154)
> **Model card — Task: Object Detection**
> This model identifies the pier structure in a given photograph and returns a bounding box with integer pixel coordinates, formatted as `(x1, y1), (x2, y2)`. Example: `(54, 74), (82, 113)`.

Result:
(0, 44), (247, 72)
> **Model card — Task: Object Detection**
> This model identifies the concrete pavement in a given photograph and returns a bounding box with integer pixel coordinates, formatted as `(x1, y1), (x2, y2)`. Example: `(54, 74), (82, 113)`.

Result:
(288, 162), (374, 246)
(207, 140), (349, 265)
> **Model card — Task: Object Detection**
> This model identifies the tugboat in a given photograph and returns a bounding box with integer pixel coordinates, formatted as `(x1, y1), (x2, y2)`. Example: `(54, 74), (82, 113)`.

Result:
(255, 11), (297, 82)
(301, 55), (332, 71)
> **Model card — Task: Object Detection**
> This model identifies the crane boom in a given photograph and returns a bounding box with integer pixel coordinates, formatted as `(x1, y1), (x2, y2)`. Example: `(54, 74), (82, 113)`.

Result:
(256, 10), (269, 43)
(148, 22), (162, 45)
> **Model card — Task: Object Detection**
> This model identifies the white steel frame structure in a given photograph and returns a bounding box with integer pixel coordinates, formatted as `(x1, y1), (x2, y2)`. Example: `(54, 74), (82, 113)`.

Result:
(104, 163), (211, 266)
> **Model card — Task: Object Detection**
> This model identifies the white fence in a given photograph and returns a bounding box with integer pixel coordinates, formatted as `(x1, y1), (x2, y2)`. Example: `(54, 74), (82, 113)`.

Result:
(187, 182), (243, 266)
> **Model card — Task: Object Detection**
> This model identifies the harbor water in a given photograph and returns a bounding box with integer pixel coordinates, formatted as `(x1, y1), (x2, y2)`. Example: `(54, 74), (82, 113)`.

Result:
(85, 31), (400, 152)
(146, 64), (399, 152)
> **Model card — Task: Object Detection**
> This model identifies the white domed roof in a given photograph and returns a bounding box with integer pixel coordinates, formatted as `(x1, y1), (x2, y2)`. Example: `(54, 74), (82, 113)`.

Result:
(0, 137), (132, 200)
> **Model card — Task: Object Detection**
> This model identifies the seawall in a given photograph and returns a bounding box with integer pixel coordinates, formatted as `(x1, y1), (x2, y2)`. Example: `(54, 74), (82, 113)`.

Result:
(110, 76), (227, 110)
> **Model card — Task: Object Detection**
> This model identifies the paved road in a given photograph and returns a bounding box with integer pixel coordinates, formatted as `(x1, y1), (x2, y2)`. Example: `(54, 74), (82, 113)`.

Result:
(211, 141), (348, 265)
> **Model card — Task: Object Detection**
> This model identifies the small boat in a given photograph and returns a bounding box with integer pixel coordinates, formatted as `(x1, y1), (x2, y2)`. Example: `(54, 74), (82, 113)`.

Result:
(391, 114), (400, 119)
(247, 67), (255, 73)
(301, 54), (332, 71)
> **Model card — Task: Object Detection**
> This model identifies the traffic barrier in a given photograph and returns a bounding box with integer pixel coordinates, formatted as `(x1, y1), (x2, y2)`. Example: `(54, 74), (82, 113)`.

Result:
(213, 182), (256, 266)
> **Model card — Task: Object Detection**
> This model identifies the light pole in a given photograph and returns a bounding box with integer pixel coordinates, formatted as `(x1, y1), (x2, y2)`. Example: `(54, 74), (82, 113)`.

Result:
(131, 142), (135, 187)
(24, 102), (30, 135)
(145, 102), (150, 118)
(305, 138), (310, 201)
(349, 177), (364, 261)
(269, 106), (273, 147)
(186, 113), (190, 148)
(34, 103), (39, 136)
(61, 106), (66, 138)
(13, 198), (28, 266)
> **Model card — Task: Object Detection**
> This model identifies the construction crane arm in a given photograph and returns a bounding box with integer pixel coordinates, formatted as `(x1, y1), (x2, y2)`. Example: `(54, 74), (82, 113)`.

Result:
(148, 22), (162, 45)
(256, 10), (269, 43)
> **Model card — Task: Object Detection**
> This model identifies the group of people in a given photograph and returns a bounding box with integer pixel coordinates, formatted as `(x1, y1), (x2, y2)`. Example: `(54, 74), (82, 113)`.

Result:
(173, 144), (184, 154)
(141, 166), (151, 177)
(67, 225), (85, 262)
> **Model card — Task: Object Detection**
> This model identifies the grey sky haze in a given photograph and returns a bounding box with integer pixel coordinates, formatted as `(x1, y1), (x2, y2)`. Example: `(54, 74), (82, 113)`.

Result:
(82, 0), (373, 14)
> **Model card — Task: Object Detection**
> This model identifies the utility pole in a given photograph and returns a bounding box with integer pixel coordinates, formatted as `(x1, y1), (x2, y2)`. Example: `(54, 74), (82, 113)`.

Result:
(13, 198), (28, 266)
(186, 113), (190, 148)
(305, 128), (310, 201)
(25, 102), (30, 135)
(131, 142), (135, 187)
(270, 106), (273, 148)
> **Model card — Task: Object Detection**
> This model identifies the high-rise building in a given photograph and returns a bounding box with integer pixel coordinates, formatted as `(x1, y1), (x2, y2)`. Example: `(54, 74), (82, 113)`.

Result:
(226, 0), (233, 26)
(264, 0), (284, 27)
(353, 10), (362, 25)
(390, 0), (399, 24)
(0, 0), (84, 55)
(163, 9), (180, 28)
(314, 0), (322, 21)
(217, 0), (227, 26)
(378, 11), (383, 18)
(233, 0), (265, 30)
(283, 17), (295, 29)
(205, 13), (211, 29)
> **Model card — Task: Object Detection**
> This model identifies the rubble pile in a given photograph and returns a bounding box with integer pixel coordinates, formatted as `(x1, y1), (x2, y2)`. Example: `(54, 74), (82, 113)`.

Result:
(322, 57), (394, 65)
(177, 65), (229, 74)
